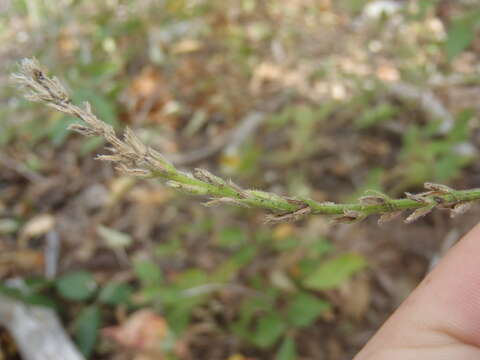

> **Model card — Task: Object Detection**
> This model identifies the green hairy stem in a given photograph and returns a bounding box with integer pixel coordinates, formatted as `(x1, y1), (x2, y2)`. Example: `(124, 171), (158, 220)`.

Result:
(12, 58), (480, 224)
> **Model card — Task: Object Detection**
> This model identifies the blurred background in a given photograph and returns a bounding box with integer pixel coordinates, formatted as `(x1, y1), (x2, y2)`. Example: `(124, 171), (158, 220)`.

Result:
(1, 0), (480, 359)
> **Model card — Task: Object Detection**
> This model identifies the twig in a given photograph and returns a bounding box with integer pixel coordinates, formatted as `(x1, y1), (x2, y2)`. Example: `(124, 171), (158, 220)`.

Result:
(11, 58), (480, 224)
(44, 230), (60, 279)
(0, 294), (84, 360)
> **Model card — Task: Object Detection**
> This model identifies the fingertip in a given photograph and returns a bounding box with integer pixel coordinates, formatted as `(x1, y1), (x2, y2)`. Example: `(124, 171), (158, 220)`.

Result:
(357, 222), (480, 357)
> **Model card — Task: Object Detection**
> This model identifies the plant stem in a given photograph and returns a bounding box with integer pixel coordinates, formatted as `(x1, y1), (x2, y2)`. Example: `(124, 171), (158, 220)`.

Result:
(12, 58), (480, 224)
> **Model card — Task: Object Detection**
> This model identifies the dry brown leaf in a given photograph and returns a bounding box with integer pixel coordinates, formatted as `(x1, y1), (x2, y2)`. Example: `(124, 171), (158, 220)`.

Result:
(19, 214), (55, 243)
(102, 310), (169, 357)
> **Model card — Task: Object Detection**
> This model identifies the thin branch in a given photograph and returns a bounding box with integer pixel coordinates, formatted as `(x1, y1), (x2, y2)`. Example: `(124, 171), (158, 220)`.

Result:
(0, 294), (84, 360)
(11, 58), (480, 224)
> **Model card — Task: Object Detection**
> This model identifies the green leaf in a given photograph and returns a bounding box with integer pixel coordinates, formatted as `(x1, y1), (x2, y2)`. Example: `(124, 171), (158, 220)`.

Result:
(24, 275), (53, 292)
(211, 246), (256, 283)
(174, 268), (208, 289)
(254, 313), (286, 348)
(55, 271), (97, 301)
(166, 296), (203, 333)
(74, 305), (101, 358)
(22, 294), (58, 309)
(448, 109), (474, 142)
(134, 260), (163, 288)
(286, 293), (330, 328)
(276, 336), (297, 360)
(98, 282), (133, 305)
(303, 253), (367, 290)
(446, 13), (480, 60)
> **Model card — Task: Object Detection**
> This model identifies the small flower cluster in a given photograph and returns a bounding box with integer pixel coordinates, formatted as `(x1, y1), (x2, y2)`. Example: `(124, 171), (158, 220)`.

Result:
(12, 58), (480, 224)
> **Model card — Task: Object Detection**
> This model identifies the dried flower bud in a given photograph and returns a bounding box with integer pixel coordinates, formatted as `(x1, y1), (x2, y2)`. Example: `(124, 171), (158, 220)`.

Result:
(424, 183), (454, 194)
(68, 124), (98, 137)
(193, 168), (226, 186)
(405, 192), (428, 203)
(114, 164), (151, 178)
(49, 76), (70, 102)
(450, 202), (474, 218)
(124, 127), (147, 156)
(96, 154), (123, 162)
(265, 207), (311, 224)
(404, 204), (436, 224)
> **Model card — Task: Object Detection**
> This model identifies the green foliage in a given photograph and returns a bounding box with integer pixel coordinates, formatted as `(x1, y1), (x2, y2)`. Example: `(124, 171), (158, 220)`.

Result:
(268, 103), (334, 163)
(396, 110), (474, 191)
(0, 271), (140, 358)
(231, 289), (278, 343)
(98, 283), (133, 306)
(160, 269), (210, 333)
(446, 11), (480, 60)
(55, 271), (97, 301)
(355, 103), (398, 129)
(254, 313), (286, 348)
(211, 246), (256, 283)
(0, 279), (57, 309)
(286, 293), (331, 328)
(74, 305), (101, 358)
(230, 236), (339, 352)
(276, 336), (297, 360)
(304, 253), (367, 290)
(134, 260), (164, 288)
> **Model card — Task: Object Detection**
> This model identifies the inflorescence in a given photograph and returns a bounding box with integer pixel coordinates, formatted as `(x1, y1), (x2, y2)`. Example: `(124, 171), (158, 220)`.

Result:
(12, 58), (480, 224)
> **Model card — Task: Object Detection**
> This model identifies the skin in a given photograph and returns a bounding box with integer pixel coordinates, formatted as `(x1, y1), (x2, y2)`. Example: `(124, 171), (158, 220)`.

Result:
(354, 223), (480, 359)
